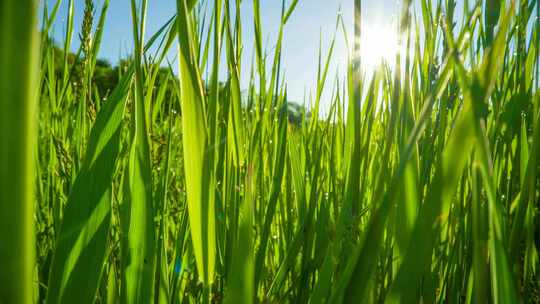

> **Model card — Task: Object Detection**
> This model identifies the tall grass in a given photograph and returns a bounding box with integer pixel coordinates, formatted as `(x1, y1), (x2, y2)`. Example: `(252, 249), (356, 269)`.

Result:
(4, 0), (539, 302)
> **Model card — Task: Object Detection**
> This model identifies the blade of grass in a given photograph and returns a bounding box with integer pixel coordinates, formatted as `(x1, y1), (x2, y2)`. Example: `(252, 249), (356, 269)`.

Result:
(0, 0), (39, 302)
(175, 0), (217, 287)
(45, 68), (132, 304)
(121, 0), (157, 302)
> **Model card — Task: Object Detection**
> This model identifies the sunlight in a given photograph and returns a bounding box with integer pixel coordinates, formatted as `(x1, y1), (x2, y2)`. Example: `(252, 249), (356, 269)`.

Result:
(356, 26), (405, 74)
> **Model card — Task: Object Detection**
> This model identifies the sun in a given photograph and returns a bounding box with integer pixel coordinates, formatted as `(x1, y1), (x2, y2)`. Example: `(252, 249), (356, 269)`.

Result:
(356, 26), (404, 74)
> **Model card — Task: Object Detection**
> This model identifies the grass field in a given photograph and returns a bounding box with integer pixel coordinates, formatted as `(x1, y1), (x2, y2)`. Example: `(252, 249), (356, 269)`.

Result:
(1, 0), (539, 303)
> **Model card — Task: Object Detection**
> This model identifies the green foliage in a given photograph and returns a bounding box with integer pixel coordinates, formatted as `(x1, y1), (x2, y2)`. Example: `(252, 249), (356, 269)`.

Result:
(16, 0), (540, 303)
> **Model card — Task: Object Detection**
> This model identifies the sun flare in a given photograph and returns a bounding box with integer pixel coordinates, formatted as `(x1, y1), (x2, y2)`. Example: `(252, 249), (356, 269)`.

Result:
(356, 26), (405, 73)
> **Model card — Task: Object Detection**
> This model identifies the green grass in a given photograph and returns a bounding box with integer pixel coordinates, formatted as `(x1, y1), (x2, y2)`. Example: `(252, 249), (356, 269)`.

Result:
(1, 0), (539, 303)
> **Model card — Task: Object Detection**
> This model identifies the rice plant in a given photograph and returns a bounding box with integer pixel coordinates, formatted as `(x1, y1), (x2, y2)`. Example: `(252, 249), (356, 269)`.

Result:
(0, 0), (539, 303)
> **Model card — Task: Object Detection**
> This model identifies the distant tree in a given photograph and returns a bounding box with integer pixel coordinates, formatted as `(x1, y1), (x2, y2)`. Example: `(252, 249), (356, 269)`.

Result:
(284, 102), (310, 127)
(93, 58), (118, 97)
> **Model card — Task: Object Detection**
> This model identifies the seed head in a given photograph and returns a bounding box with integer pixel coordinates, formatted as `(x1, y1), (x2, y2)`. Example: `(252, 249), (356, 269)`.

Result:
(80, 0), (94, 62)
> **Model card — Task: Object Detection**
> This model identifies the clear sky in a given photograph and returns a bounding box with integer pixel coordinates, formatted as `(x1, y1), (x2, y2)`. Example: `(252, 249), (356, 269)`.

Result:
(45, 0), (412, 110)
(47, 0), (536, 112)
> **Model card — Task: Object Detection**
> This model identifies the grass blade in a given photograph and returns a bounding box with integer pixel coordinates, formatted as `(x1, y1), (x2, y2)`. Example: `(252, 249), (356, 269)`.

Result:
(176, 0), (217, 286)
(45, 69), (132, 304)
(0, 0), (39, 302)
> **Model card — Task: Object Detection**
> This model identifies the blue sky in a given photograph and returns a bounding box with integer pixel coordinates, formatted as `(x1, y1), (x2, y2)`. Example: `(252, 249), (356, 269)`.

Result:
(46, 0), (408, 108)
(46, 0), (539, 111)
